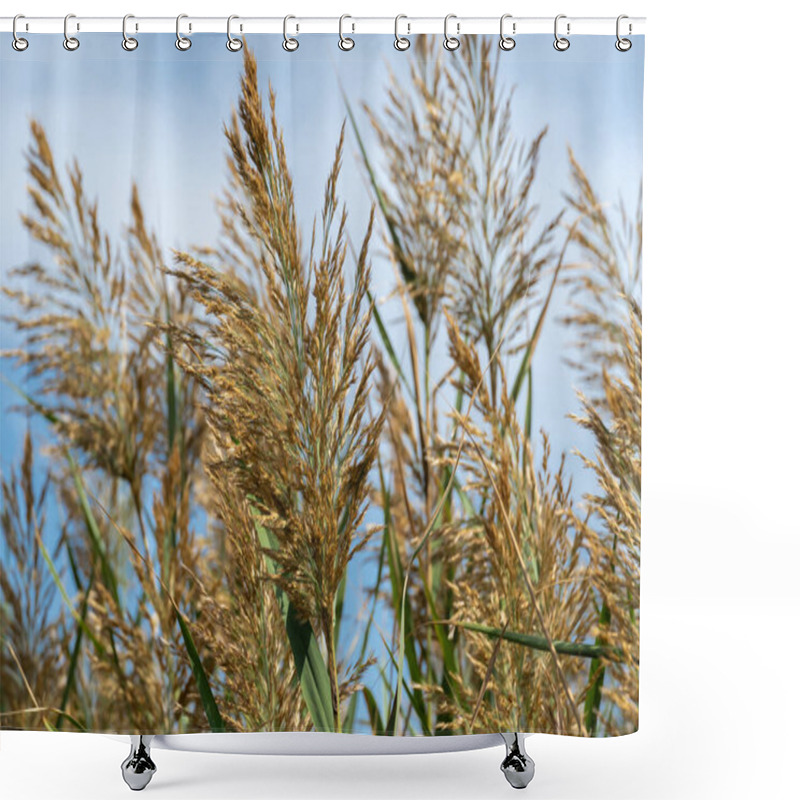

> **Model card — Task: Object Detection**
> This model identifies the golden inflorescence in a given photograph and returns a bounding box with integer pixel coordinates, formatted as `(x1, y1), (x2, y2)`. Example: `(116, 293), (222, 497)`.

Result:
(1, 39), (640, 738)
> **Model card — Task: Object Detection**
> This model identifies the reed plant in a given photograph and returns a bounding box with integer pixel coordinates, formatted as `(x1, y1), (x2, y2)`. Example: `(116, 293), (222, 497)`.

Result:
(351, 35), (639, 736)
(2, 119), (222, 733)
(166, 46), (384, 733)
(1, 39), (640, 738)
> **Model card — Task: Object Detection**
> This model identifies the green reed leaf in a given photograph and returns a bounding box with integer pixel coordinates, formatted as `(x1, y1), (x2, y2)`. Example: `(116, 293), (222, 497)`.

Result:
(174, 607), (225, 732)
(56, 567), (94, 730)
(1, 377), (122, 609)
(284, 607), (336, 732)
(65, 451), (121, 609)
(510, 255), (564, 403)
(362, 687), (385, 735)
(453, 621), (625, 662)
(253, 515), (336, 732)
(583, 598), (611, 736)
(344, 98), (416, 288)
(367, 288), (412, 394)
(379, 469), (431, 736)
(36, 532), (106, 657)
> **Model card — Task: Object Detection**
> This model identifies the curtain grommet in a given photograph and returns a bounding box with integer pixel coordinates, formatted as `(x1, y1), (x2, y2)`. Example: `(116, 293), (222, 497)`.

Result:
(339, 15), (355, 51)
(283, 15), (299, 52)
(499, 14), (516, 51)
(63, 13), (80, 51)
(615, 15), (632, 51)
(12, 15), (29, 51)
(176, 14), (192, 51)
(394, 15), (410, 51)
(553, 15), (570, 51)
(226, 15), (243, 52)
(443, 14), (460, 51)
(121, 14), (138, 51)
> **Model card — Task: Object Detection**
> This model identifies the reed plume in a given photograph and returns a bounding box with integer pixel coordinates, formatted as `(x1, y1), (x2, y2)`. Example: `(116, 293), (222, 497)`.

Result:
(564, 150), (642, 735)
(0, 432), (68, 730)
(359, 35), (570, 734)
(167, 45), (384, 731)
(436, 315), (595, 735)
(0, 39), (640, 739)
(2, 122), (217, 733)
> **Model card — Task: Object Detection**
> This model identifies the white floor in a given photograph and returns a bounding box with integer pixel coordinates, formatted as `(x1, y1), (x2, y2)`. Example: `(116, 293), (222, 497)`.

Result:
(2, 598), (797, 799)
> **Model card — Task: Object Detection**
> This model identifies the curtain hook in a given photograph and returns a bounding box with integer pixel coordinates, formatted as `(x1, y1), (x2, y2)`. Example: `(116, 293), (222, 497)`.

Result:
(443, 14), (460, 51)
(122, 14), (138, 51)
(499, 14), (515, 51)
(394, 14), (410, 51)
(176, 14), (192, 50)
(227, 15), (243, 51)
(553, 14), (570, 51)
(63, 13), (80, 51)
(339, 14), (355, 51)
(283, 15), (299, 51)
(12, 14), (29, 51)
(615, 15), (632, 51)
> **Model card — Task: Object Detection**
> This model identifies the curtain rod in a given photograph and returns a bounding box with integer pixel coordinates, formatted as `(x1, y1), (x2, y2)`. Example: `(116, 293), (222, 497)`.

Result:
(0, 16), (646, 36)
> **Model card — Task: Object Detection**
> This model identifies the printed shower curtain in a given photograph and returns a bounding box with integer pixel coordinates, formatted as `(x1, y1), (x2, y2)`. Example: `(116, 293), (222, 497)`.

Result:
(1, 30), (643, 739)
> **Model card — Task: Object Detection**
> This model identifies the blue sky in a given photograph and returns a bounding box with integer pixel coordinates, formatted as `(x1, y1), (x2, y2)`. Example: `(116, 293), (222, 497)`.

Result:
(0, 32), (643, 731)
(1, 31), (644, 461)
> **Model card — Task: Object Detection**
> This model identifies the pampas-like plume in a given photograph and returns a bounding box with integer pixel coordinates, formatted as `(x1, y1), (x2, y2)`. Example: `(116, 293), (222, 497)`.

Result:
(564, 152), (642, 735)
(167, 45), (384, 730)
(2, 121), (218, 734)
(441, 315), (594, 735)
(0, 433), (67, 730)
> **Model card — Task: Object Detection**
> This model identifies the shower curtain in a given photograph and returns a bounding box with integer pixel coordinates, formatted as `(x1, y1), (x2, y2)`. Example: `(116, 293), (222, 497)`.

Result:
(0, 29), (643, 739)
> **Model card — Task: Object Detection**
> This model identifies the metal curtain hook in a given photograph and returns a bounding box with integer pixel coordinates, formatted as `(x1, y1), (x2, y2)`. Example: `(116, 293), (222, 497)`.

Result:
(63, 13), (79, 51)
(443, 14), (460, 51)
(394, 14), (410, 51)
(553, 14), (570, 51)
(176, 14), (191, 50)
(499, 14), (515, 51)
(283, 15), (299, 51)
(616, 14), (632, 51)
(227, 15), (243, 51)
(12, 14), (29, 51)
(339, 14), (354, 51)
(122, 14), (138, 51)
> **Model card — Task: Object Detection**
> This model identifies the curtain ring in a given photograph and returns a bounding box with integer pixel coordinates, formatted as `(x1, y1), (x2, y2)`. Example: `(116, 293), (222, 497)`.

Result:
(394, 14), (410, 51)
(443, 14), (460, 51)
(12, 14), (29, 51)
(176, 14), (191, 50)
(339, 15), (355, 51)
(122, 14), (138, 51)
(553, 14), (570, 51)
(63, 13), (80, 51)
(227, 15), (243, 51)
(499, 14), (515, 51)
(615, 15), (632, 51)
(283, 15), (299, 51)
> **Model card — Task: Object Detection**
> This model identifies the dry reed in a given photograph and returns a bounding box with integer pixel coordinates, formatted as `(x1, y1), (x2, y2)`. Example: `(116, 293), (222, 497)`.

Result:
(1, 39), (640, 738)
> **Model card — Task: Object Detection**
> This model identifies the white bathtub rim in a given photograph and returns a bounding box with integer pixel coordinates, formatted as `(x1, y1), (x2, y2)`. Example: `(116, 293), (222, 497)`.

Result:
(104, 731), (520, 756)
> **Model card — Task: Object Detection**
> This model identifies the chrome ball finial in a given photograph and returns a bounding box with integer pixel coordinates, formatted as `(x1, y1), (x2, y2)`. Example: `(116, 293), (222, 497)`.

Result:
(499, 733), (535, 790)
(121, 735), (157, 791)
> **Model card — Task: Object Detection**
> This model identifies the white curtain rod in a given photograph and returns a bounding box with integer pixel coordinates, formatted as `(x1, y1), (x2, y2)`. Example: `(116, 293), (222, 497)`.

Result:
(0, 16), (645, 36)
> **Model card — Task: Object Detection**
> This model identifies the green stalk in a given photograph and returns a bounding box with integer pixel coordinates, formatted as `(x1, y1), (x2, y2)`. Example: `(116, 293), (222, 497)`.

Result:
(252, 512), (336, 732)
(583, 599), (611, 736)
(55, 569), (94, 730)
